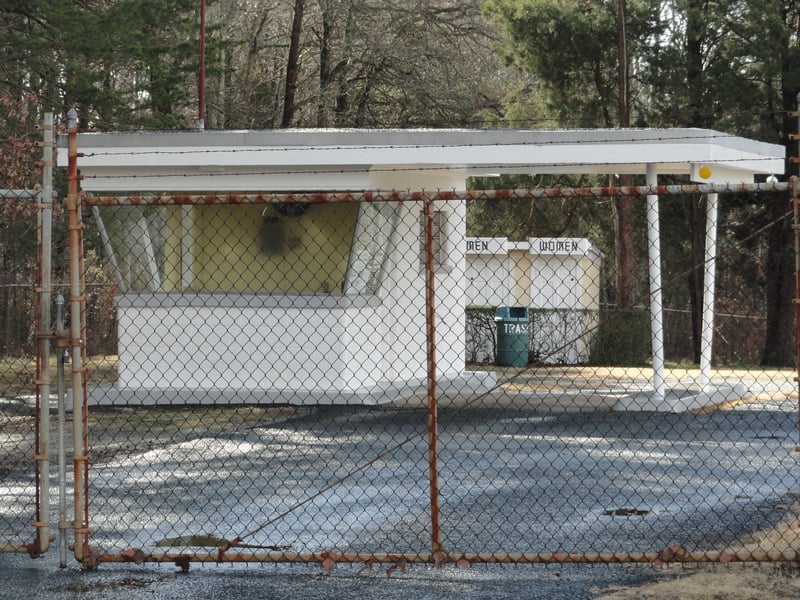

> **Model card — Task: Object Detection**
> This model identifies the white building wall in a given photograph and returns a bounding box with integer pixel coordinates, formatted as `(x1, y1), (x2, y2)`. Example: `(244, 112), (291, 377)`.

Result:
(380, 211), (425, 384)
(368, 171), (469, 384)
(333, 305), (389, 391)
(118, 306), (352, 390)
(466, 255), (510, 306)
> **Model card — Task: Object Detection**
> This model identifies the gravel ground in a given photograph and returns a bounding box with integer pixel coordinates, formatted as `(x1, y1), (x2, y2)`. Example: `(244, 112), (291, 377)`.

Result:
(0, 551), (673, 599)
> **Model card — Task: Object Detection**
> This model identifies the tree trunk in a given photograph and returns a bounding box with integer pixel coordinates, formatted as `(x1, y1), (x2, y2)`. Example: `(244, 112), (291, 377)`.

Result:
(760, 6), (796, 367)
(616, 0), (628, 128)
(317, 0), (334, 127)
(614, 189), (636, 309)
(761, 196), (794, 366)
(334, 0), (357, 126)
(685, 0), (710, 363)
(281, 0), (305, 128)
(614, 1), (636, 310)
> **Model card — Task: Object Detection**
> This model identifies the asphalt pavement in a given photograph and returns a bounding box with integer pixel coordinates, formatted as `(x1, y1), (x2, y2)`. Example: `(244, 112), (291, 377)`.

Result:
(1, 393), (797, 598)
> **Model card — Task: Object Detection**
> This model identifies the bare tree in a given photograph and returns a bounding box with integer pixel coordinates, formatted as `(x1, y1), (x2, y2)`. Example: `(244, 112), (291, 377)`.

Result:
(282, 0), (305, 127)
(215, 0), (507, 129)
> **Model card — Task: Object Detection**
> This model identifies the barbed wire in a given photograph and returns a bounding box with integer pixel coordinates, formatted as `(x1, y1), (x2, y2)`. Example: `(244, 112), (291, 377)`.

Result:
(662, 307), (767, 320)
(76, 159), (785, 187)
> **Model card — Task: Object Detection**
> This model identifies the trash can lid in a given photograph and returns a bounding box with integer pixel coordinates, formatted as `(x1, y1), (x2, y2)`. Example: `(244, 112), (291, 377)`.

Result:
(495, 306), (529, 320)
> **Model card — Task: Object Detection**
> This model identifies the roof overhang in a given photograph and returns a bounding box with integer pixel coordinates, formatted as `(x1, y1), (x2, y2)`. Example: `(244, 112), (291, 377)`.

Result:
(59, 128), (785, 192)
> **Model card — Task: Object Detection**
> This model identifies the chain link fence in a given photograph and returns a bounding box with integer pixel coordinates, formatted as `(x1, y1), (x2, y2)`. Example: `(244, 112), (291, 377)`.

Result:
(1, 169), (798, 570)
(0, 278), (39, 554)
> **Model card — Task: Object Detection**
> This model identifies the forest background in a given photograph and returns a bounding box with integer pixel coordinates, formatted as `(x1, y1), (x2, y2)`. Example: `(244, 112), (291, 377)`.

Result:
(0, 0), (797, 367)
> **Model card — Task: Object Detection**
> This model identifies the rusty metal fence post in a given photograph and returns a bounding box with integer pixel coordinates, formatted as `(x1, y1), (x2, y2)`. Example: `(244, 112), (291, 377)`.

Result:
(794, 175), (800, 453)
(65, 108), (92, 566)
(422, 194), (443, 562)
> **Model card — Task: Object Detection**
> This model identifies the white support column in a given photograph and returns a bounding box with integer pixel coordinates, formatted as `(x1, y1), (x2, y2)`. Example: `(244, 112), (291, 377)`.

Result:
(699, 192), (718, 387)
(646, 164), (666, 402)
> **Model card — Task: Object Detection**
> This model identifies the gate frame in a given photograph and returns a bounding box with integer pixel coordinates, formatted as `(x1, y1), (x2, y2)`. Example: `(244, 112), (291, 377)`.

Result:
(55, 124), (797, 570)
(77, 182), (797, 571)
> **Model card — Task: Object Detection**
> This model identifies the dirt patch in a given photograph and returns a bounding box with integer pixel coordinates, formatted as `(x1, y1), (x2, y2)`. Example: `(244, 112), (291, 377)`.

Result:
(594, 566), (800, 600)
(594, 505), (800, 599)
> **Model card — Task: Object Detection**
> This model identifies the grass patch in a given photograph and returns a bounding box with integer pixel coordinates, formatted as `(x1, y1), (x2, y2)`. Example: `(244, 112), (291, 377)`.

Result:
(88, 405), (298, 434)
(0, 354), (119, 395)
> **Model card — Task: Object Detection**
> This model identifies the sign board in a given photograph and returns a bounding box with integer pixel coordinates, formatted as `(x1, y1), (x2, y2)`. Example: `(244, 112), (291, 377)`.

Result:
(465, 237), (507, 255)
(529, 238), (593, 256)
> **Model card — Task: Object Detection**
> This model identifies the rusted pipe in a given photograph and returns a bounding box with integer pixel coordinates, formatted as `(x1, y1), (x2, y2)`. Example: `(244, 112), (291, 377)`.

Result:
(422, 196), (443, 557)
(77, 162), (91, 569)
(55, 295), (68, 567)
(96, 547), (800, 566)
(66, 108), (90, 565)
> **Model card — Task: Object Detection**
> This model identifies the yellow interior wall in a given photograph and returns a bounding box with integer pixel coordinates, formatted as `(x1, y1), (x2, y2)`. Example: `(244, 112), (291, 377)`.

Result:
(163, 206), (182, 292)
(189, 203), (359, 293)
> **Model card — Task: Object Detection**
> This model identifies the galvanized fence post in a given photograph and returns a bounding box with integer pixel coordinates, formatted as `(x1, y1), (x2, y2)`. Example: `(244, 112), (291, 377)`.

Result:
(33, 112), (54, 557)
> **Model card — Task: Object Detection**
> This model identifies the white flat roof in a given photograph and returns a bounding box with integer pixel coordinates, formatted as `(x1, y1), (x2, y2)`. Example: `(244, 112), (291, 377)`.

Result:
(60, 128), (785, 191)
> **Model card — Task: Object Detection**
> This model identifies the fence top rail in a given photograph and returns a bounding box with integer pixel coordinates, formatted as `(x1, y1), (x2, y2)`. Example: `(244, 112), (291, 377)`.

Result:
(1, 189), (39, 199)
(83, 181), (793, 206)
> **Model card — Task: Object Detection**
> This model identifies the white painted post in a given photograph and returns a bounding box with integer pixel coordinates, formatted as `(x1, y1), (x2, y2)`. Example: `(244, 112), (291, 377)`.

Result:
(646, 164), (666, 402)
(699, 192), (719, 387)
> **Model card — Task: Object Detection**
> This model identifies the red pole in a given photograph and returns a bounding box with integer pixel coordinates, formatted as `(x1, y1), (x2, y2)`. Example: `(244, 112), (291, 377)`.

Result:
(198, 0), (206, 129)
(793, 176), (800, 453)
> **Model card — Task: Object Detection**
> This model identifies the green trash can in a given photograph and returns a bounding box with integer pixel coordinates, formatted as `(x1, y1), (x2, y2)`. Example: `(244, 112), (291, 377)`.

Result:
(495, 306), (529, 367)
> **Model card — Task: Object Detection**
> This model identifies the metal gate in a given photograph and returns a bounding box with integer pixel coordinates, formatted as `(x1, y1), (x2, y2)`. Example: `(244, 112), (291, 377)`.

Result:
(3, 117), (799, 572)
